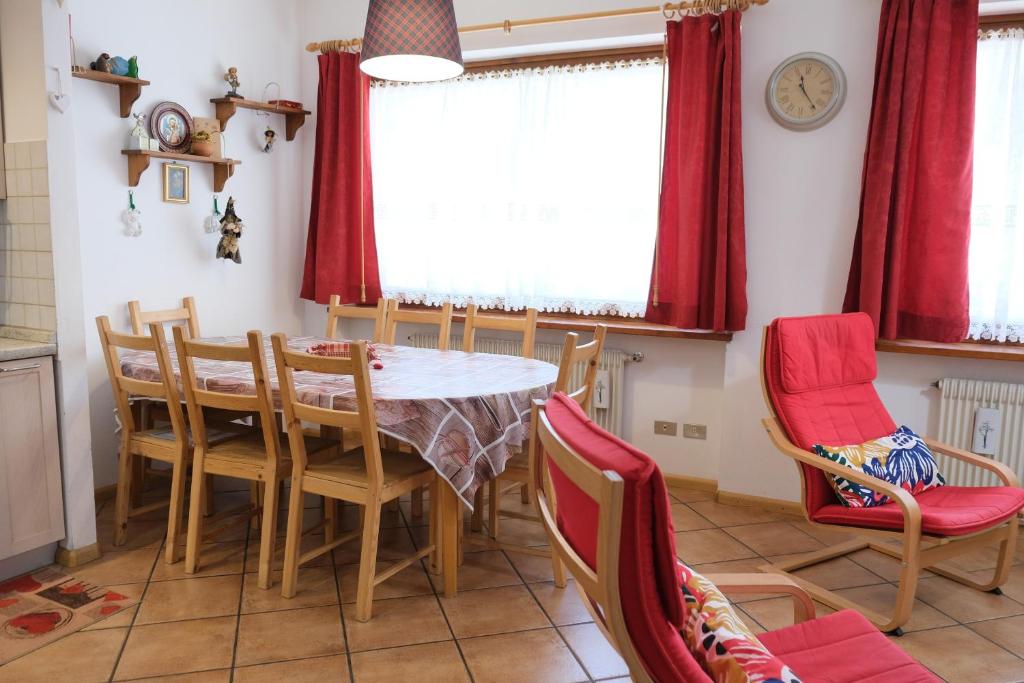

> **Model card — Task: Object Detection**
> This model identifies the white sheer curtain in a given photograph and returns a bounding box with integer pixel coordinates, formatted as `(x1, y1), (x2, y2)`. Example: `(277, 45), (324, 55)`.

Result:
(969, 29), (1024, 342)
(368, 60), (663, 317)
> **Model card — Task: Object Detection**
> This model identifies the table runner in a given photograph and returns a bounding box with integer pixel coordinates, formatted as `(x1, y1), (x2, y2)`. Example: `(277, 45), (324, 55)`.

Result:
(119, 336), (557, 506)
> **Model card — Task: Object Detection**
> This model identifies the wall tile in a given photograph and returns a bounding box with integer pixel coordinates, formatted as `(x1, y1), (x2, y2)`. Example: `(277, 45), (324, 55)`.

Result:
(7, 302), (24, 327)
(35, 224), (51, 252)
(23, 304), (40, 330)
(5, 171), (16, 196)
(30, 169), (48, 196)
(38, 279), (55, 306)
(3, 144), (14, 170)
(9, 277), (23, 303)
(33, 197), (50, 223)
(20, 251), (36, 277)
(39, 305), (56, 332)
(16, 169), (31, 196)
(30, 141), (47, 169)
(23, 278), (39, 305)
(36, 253), (52, 279)
(14, 143), (31, 170)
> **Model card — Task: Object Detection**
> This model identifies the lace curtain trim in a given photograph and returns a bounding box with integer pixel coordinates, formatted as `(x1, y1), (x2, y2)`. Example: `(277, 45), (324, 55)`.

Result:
(382, 290), (647, 319)
(968, 321), (1024, 344)
(979, 27), (1024, 41)
(371, 57), (664, 88)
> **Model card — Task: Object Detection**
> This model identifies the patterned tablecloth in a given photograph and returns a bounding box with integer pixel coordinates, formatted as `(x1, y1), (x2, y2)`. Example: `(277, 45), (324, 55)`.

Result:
(119, 336), (557, 507)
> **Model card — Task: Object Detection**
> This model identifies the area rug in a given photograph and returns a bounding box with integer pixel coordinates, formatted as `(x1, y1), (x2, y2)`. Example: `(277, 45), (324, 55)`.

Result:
(0, 567), (137, 665)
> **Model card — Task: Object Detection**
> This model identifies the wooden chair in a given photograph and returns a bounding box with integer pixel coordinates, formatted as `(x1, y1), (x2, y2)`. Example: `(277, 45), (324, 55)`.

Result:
(326, 295), (388, 343)
(760, 313), (1024, 634)
(174, 327), (339, 589)
(461, 304), (538, 357)
(96, 317), (242, 564)
(128, 296), (201, 337)
(272, 334), (439, 620)
(382, 300), (453, 350)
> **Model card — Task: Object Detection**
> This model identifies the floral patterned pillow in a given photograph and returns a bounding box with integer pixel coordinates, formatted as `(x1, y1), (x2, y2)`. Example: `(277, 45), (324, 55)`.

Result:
(678, 561), (802, 683)
(813, 425), (946, 508)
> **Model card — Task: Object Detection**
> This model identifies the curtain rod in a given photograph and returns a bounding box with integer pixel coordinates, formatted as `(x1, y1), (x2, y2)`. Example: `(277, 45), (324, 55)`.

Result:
(305, 0), (768, 53)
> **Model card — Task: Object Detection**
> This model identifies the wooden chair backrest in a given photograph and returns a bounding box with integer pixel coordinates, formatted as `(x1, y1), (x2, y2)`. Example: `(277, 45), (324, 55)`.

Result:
(531, 400), (651, 682)
(128, 296), (201, 338)
(173, 326), (281, 463)
(462, 305), (538, 358)
(325, 295), (388, 343)
(383, 300), (454, 350)
(271, 334), (383, 487)
(96, 316), (187, 440)
(555, 325), (607, 411)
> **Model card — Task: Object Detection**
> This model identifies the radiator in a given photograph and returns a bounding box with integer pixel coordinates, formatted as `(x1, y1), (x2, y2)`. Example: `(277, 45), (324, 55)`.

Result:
(935, 378), (1024, 487)
(407, 333), (628, 436)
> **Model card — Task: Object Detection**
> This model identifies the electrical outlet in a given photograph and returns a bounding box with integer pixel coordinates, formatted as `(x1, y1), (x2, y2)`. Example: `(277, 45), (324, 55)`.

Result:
(683, 424), (708, 440)
(654, 421), (677, 436)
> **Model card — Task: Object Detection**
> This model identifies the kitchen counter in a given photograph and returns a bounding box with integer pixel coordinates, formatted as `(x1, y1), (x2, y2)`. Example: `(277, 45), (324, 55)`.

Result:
(0, 338), (57, 362)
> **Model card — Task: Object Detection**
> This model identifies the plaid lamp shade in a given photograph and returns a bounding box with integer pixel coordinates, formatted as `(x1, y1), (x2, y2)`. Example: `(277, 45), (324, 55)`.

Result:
(360, 0), (464, 82)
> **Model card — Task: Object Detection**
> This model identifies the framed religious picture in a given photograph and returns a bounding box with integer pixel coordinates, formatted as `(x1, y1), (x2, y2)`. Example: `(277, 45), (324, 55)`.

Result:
(149, 101), (193, 154)
(162, 163), (189, 203)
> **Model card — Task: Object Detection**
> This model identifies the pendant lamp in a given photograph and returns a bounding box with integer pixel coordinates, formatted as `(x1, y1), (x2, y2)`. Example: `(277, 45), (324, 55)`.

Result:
(360, 0), (464, 82)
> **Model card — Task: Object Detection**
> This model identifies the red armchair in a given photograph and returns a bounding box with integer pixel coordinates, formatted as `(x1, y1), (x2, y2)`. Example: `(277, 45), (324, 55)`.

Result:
(532, 392), (939, 682)
(760, 313), (1024, 634)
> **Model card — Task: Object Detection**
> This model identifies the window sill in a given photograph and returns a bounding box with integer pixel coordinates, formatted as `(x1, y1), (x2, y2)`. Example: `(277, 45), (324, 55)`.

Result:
(876, 338), (1024, 362)
(453, 311), (733, 341)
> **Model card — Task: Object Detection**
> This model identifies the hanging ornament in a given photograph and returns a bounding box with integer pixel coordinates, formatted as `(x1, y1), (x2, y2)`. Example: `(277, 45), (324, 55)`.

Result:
(203, 194), (222, 233)
(121, 190), (142, 237)
(215, 196), (244, 264)
(258, 82), (279, 153)
(262, 125), (277, 153)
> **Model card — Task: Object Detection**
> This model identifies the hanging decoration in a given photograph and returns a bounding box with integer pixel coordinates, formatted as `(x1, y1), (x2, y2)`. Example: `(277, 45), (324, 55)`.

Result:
(257, 82), (280, 153)
(216, 196), (244, 263)
(203, 195), (222, 234)
(121, 190), (142, 237)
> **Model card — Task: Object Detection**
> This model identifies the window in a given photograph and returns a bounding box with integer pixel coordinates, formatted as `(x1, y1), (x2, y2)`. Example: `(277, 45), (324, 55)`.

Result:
(969, 28), (1024, 342)
(369, 59), (663, 318)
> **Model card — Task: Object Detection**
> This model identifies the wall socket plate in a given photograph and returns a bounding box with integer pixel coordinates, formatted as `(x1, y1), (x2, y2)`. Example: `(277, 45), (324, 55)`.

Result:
(683, 424), (708, 440)
(654, 420), (677, 436)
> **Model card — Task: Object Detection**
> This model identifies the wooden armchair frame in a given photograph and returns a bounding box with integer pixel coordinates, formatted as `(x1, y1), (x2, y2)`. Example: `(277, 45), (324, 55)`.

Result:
(758, 327), (1021, 634)
(462, 304), (538, 358)
(129, 296), (201, 337)
(326, 295), (388, 343)
(382, 300), (453, 350)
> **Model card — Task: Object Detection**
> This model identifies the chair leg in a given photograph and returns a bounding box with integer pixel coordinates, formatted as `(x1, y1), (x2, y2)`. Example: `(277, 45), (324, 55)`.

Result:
(113, 439), (133, 547)
(163, 453), (188, 564)
(131, 454), (146, 508)
(280, 477), (306, 599)
(428, 478), (442, 575)
(924, 518), (1020, 592)
(354, 500), (383, 622)
(257, 476), (281, 590)
(470, 488), (484, 532)
(249, 482), (261, 530)
(203, 475), (216, 516)
(411, 487), (424, 518)
(545, 476), (567, 589)
(487, 479), (499, 540)
(184, 450), (208, 575)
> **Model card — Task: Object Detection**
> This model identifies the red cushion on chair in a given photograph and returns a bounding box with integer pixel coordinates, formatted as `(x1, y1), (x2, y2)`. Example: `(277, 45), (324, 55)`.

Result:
(812, 485), (1024, 536)
(544, 393), (711, 683)
(765, 314), (897, 516)
(759, 609), (940, 683)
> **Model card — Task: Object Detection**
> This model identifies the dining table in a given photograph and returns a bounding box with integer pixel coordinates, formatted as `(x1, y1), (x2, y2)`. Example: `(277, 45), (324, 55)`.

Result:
(118, 334), (558, 596)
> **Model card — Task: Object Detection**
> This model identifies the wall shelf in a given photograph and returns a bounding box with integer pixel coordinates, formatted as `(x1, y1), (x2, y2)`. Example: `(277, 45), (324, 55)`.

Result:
(210, 98), (311, 141)
(72, 69), (150, 118)
(121, 150), (241, 192)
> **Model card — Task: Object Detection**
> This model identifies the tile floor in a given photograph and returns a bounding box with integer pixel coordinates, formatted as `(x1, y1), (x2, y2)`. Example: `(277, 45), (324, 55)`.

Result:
(1, 482), (1023, 682)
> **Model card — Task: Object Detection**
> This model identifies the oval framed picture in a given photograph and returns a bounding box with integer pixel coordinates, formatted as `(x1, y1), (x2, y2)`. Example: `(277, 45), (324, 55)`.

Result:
(765, 52), (847, 131)
(149, 101), (193, 154)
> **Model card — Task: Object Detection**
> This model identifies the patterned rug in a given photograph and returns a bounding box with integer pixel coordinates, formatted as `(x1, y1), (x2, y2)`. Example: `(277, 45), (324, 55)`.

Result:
(0, 567), (136, 665)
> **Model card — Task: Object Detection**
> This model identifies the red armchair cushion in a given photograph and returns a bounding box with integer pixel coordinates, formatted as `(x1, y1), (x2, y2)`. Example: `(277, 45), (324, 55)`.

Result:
(544, 393), (710, 683)
(812, 485), (1024, 536)
(759, 609), (940, 683)
(765, 313), (897, 516)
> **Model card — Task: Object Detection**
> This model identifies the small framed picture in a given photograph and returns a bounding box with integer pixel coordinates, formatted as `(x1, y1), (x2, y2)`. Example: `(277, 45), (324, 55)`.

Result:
(163, 163), (189, 203)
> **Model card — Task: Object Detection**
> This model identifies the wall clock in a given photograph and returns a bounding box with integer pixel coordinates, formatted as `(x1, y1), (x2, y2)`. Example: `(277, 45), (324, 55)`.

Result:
(765, 52), (847, 131)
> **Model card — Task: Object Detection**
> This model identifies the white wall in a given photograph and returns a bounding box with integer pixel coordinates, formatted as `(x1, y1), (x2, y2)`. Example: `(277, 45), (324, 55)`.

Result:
(68, 0), (308, 486)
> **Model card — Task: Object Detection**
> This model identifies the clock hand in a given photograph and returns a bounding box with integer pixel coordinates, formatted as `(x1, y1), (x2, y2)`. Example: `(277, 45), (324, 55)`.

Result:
(798, 75), (817, 110)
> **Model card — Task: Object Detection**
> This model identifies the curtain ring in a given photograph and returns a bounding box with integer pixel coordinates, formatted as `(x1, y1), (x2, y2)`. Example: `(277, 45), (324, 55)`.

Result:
(503, 19), (512, 35)
(662, 2), (677, 19)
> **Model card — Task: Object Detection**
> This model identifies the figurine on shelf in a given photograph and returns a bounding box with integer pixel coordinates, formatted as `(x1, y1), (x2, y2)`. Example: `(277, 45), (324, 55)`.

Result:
(262, 126), (276, 153)
(126, 112), (151, 150)
(223, 67), (242, 99)
(127, 56), (140, 79)
(110, 56), (129, 76)
(90, 53), (113, 72)
(216, 196), (244, 264)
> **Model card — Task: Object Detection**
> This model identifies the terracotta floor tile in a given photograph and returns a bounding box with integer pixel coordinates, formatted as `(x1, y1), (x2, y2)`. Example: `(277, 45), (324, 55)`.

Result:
(734, 605), (768, 634)
(786, 519), (859, 546)
(338, 561), (434, 603)
(241, 565), (338, 613)
(560, 623), (629, 679)
(530, 581), (593, 626)
(333, 527), (417, 565)
(675, 529), (758, 565)
(343, 595), (451, 652)
(915, 575), (1024, 623)
(136, 574), (242, 625)
(441, 584), (550, 638)
(459, 628), (588, 683)
(428, 550), (521, 592)
(973, 564), (1024, 603)
(690, 557), (768, 574)
(349, 641), (470, 682)
(0, 627), (126, 683)
(969, 614), (1024, 658)
(74, 546), (159, 586)
(233, 654), (349, 682)
(124, 671), (231, 683)
(243, 532), (332, 572)
(235, 605), (344, 667)
(150, 542), (246, 581)
(895, 625), (1024, 683)
(666, 486), (715, 503)
(670, 504), (716, 531)
(762, 554), (888, 591)
(687, 501), (786, 527)
(114, 616), (236, 680)
(724, 522), (823, 556)
(833, 584), (955, 632)
(97, 516), (167, 552)
(487, 517), (550, 547)
(738, 597), (835, 632)
(847, 547), (934, 582)
(506, 550), (560, 584)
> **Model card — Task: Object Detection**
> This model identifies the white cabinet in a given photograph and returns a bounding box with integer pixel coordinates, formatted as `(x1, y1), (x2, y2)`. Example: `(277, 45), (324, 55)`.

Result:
(0, 356), (64, 559)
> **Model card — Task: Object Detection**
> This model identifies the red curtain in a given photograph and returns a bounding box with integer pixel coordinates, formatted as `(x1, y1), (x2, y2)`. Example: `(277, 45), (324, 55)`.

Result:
(843, 0), (978, 342)
(300, 52), (382, 305)
(645, 12), (747, 332)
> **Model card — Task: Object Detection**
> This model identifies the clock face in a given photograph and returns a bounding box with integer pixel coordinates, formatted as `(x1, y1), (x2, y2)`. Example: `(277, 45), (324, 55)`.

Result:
(766, 52), (846, 131)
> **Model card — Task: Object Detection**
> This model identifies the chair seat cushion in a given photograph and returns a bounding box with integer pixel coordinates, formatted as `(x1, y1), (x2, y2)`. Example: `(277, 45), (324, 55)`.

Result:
(305, 447), (433, 488)
(811, 486), (1024, 537)
(759, 609), (940, 683)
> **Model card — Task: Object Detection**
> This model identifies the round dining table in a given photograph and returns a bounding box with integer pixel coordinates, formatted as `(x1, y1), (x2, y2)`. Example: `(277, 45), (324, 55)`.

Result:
(119, 335), (558, 596)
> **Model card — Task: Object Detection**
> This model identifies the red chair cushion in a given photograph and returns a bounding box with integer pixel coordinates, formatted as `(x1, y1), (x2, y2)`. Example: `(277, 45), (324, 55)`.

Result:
(765, 313), (897, 516)
(812, 485), (1024, 536)
(759, 609), (940, 683)
(544, 393), (711, 683)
